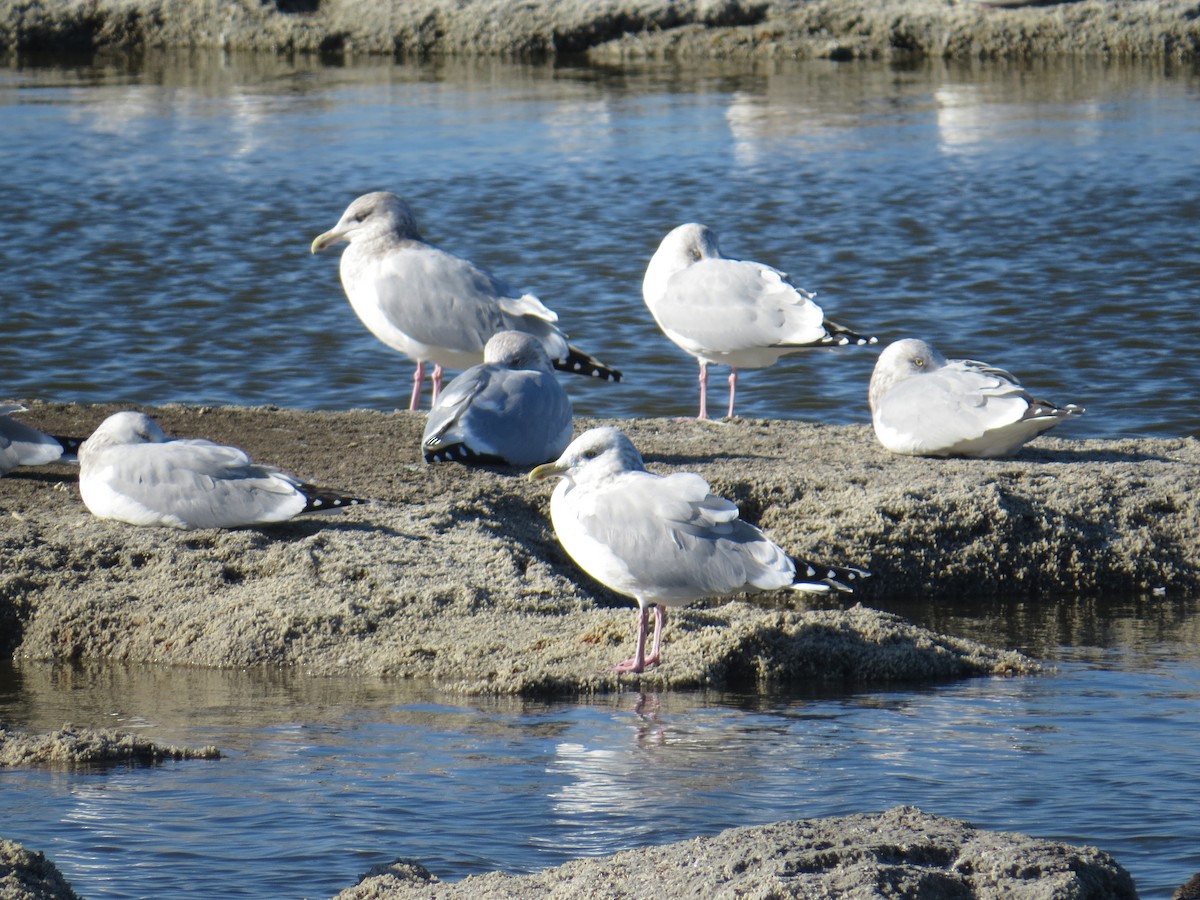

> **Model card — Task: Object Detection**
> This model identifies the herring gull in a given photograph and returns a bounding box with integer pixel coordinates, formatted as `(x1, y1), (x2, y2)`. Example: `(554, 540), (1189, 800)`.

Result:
(311, 191), (621, 411)
(643, 223), (875, 420)
(423, 330), (573, 467)
(869, 338), (1084, 458)
(0, 402), (69, 475)
(530, 427), (865, 674)
(78, 411), (365, 529)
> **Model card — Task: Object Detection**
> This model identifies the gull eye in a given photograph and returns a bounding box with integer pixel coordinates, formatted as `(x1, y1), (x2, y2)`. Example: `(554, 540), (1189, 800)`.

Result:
(913, 357), (925, 368)
(582, 448), (600, 460)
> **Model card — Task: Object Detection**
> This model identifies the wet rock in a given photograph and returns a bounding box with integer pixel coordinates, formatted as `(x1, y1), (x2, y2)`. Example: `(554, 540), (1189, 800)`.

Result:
(0, 839), (80, 900)
(2, 403), (1196, 693)
(335, 805), (1138, 898)
(0, 0), (1195, 61)
(0, 721), (221, 767)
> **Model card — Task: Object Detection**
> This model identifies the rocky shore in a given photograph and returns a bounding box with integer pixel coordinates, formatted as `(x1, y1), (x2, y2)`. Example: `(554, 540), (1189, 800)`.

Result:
(1, 0), (1197, 63)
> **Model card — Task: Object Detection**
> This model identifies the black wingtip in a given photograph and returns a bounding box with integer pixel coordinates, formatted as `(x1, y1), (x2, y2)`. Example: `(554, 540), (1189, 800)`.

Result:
(797, 561), (870, 593)
(554, 346), (623, 383)
(424, 443), (507, 466)
(52, 434), (85, 456)
(300, 485), (368, 514)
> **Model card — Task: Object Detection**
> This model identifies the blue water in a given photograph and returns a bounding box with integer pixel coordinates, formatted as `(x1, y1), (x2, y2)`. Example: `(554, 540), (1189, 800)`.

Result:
(2, 598), (1199, 899)
(1, 54), (1198, 435)
(2, 52), (1199, 899)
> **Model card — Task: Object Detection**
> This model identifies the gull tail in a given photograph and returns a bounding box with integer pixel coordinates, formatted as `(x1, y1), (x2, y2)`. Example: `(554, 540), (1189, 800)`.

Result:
(298, 485), (368, 514)
(791, 559), (870, 594)
(554, 345), (623, 382)
(820, 318), (877, 347)
(423, 441), (506, 466)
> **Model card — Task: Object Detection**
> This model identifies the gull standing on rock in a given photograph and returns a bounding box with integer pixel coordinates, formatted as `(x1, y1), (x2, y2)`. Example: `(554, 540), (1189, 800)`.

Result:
(78, 411), (365, 529)
(0, 402), (70, 475)
(530, 427), (865, 674)
(311, 191), (621, 411)
(643, 223), (876, 420)
(869, 338), (1084, 458)
(423, 330), (573, 467)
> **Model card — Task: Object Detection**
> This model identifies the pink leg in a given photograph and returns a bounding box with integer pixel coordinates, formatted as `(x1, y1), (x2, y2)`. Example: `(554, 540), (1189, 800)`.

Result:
(726, 368), (739, 419)
(697, 361), (710, 420)
(408, 361), (426, 412)
(613, 606), (651, 674)
(645, 606), (668, 668)
(431, 364), (445, 407)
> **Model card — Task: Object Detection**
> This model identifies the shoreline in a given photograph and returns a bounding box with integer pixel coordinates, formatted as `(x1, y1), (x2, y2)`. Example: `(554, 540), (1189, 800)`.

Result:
(0, 0), (1197, 63)
(2, 401), (1196, 691)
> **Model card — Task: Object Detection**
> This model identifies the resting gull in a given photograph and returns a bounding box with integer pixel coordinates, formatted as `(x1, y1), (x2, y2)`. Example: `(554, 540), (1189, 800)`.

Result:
(78, 411), (365, 529)
(530, 426), (865, 674)
(311, 191), (621, 411)
(869, 338), (1084, 458)
(643, 223), (875, 420)
(423, 330), (573, 467)
(0, 402), (71, 475)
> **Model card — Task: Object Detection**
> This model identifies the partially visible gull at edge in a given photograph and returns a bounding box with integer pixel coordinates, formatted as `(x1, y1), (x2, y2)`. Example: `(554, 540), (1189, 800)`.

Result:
(643, 222), (876, 420)
(1, 402), (78, 475)
(530, 427), (866, 674)
(311, 191), (621, 412)
(78, 411), (366, 529)
(423, 330), (573, 467)
(869, 338), (1084, 458)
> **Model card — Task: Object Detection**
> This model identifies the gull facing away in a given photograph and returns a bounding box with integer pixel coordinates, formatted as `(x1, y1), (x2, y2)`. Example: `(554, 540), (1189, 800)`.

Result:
(0, 402), (70, 475)
(642, 223), (876, 420)
(530, 427), (865, 674)
(311, 191), (621, 411)
(78, 411), (366, 529)
(869, 338), (1084, 458)
(423, 330), (573, 467)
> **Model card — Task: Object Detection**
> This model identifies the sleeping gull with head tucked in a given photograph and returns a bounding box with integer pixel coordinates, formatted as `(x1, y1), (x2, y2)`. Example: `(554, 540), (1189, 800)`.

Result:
(869, 338), (1084, 458)
(0, 402), (70, 475)
(311, 191), (621, 411)
(643, 223), (876, 420)
(530, 426), (866, 674)
(78, 411), (365, 529)
(423, 330), (573, 467)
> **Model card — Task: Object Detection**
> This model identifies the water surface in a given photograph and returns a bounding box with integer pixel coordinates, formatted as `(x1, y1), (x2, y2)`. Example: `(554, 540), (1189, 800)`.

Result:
(1, 53), (1197, 435)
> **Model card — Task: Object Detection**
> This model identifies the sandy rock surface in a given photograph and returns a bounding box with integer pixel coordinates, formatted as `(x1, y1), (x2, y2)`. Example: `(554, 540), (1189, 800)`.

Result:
(0, 722), (220, 767)
(0, 0), (1196, 61)
(0, 839), (80, 900)
(2, 402), (1195, 694)
(336, 805), (1138, 899)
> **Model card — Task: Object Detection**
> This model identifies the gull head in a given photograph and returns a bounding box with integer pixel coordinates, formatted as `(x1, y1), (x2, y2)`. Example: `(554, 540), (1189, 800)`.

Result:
(643, 222), (721, 303)
(80, 411), (168, 463)
(869, 338), (948, 411)
(484, 330), (555, 373)
(310, 191), (421, 253)
(529, 426), (645, 486)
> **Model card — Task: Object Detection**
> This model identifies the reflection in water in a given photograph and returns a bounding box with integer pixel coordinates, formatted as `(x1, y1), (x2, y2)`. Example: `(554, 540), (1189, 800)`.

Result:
(0, 53), (1197, 435)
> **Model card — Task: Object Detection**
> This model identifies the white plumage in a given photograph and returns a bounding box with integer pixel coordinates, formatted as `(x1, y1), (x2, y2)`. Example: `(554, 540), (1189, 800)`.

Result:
(78, 411), (364, 529)
(311, 191), (619, 411)
(0, 402), (64, 475)
(643, 223), (875, 419)
(530, 427), (863, 674)
(423, 330), (573, 466)
(869, 338), (1084, 458)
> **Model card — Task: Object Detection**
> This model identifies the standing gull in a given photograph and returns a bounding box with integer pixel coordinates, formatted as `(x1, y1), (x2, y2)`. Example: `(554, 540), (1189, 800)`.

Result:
(643, 223), (875, 420)
(0, 402), (70, 475)
(530, 427), (865, 674)
(423, 330), (573, 467)
(869, 338), (1084, 458)
(311, 191), (621, 411)
(78, 411), (365, 529)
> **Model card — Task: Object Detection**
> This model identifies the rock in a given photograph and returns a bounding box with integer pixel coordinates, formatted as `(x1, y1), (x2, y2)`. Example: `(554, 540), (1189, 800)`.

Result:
(0, 839), (80, 900)
(3, 403), (1197, 693)
(335, 805), (1138, 898)
(0, 721), (221, 767)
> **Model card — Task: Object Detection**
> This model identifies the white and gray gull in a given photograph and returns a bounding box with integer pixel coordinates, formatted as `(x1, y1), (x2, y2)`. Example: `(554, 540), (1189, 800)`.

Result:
(643, 223), (875, 420)
(311, 191), (621, 411)
(530, 426), (865, 674)
(423, 330), (573, 467)
(868, 338), (1084, 458)
(78, 411), (365, 529)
